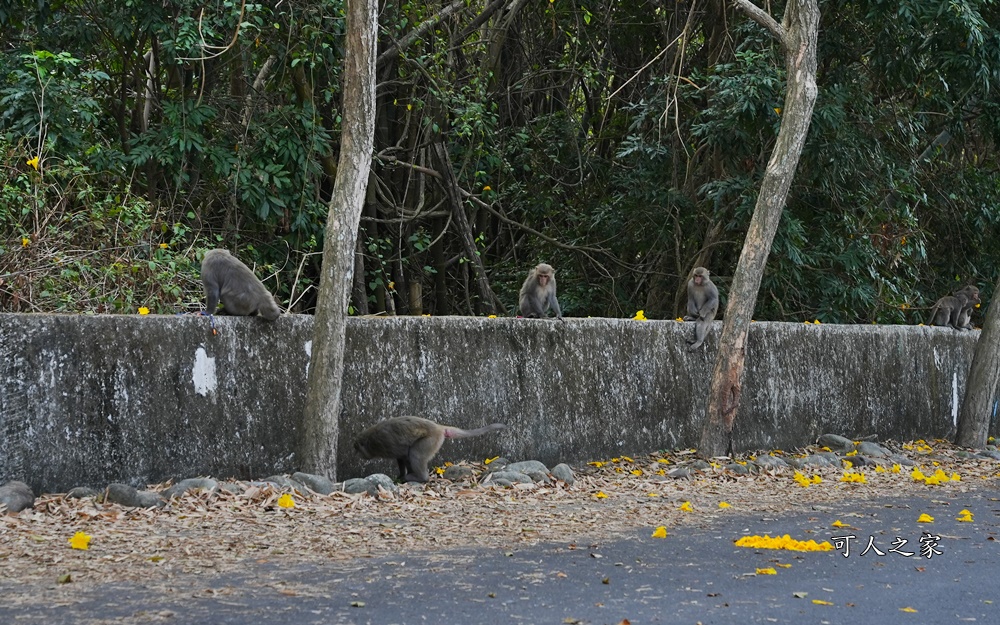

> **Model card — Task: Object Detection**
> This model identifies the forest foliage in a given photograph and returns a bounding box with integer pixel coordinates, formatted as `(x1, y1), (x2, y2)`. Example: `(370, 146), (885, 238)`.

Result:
(2, 0), (999, 323)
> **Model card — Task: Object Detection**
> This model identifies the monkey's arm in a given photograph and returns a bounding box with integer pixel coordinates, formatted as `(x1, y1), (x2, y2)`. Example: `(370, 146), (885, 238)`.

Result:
(549, 292), (563, 320)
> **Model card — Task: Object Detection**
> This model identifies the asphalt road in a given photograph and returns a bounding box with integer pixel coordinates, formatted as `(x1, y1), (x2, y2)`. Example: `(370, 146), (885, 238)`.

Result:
(3, 485), (998, 625)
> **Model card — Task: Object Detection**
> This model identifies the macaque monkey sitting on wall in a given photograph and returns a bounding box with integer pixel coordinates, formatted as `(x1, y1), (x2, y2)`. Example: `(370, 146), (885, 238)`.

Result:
(928, 285), (980, 330)
(354, 416), (507, 483)
(684, 266), (719, 351)
(201, 249), (282, 321)
(519, 263), (563, 320)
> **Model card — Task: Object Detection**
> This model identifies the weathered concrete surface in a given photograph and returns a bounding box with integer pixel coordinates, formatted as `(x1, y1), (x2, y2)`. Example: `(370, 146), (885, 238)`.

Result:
(0, 313), (987, 493)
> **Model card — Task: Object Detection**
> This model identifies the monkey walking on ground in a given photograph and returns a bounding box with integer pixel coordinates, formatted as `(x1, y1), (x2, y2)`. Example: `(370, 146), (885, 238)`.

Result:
(519, 263), (563, 320)
(684, 266), (719, 351)
(354, 416), (507, 483)
(201, 249), (282, 321)
(927, 285), (980, 330)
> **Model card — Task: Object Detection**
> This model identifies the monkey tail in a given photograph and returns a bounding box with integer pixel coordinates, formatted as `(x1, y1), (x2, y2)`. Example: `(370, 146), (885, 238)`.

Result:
(443, 423), (507, 439)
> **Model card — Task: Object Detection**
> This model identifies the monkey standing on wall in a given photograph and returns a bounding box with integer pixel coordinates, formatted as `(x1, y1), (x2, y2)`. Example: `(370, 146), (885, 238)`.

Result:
(519, 263), (563, 320)
(201, 249), (282, 321)
(684, 266), (719, 351)
(354, 416), (507, 483)
(928, 285), (980, 330)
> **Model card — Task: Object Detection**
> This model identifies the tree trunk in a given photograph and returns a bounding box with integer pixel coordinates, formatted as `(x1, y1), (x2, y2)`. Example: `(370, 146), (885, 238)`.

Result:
(299, 0), (378, 478)
(956, 276), (1000, 448)
(697, 0), (820, 458)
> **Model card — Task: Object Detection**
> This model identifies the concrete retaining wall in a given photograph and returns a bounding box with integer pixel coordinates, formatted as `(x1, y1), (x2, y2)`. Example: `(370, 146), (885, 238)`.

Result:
(0, 313), (988, 493)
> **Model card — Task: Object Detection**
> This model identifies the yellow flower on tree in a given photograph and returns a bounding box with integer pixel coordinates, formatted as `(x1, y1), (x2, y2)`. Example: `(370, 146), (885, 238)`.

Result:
(69, 532), (92, 550)
(633, 310), (647, 321)
(26, 156), (40, 170)
(277, 494), (295, 508)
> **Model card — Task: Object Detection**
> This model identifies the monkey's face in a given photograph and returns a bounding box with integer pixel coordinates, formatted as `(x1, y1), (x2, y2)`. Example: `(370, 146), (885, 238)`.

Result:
(693, 275), (704, 286)
(354, 440), (371, 458)
(537, 273), (550, 286)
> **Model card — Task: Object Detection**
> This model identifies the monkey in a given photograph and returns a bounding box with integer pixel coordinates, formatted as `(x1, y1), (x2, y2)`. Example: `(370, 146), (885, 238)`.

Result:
(928, 285), (980, 330)
(353, 416), (507, 483)
(519, 263), (563, 320)
(201, 249), (281, 321)
(683, 266), (719, 351)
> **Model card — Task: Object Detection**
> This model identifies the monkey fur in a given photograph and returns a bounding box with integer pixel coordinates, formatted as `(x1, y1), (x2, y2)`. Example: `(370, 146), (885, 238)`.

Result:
(519, 263), (563, 320)
(684, 266), (719, 351)
(201, 249), (282, 321)
(928, 285), (980, 330)
(354, 416), (507, 483)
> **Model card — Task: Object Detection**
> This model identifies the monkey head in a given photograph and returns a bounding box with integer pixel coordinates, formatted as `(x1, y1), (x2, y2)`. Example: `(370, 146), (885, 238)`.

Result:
(691, 267), (710, 286)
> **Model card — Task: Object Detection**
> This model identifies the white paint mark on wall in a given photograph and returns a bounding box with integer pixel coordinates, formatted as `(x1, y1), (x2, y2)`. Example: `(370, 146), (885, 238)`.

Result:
(193, 347), (217, 396)
(304, 340), (312, 376)
(953, 371), (960, 427)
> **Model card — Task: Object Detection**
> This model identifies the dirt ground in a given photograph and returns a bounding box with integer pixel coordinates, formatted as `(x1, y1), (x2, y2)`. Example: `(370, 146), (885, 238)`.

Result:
(2, 440), (998, 606)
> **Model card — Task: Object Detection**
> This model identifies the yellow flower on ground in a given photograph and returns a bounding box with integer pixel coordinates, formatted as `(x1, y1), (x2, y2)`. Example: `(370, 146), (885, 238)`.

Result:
(621, 456), (634, 463)
(911, 468), (925, 481)
(957, 510), (974, 522)
(588, 461), (606, 468)
(593, 491), (608, 499)
(27, 156), (40, 170)
(22, 237), (30, 247)
(735, 535), (833, 551)
(846, 450), (857, 457)
(843, 460), (854, 469)
(811, 475), (822, 484)
(891, 464), (901, 473)
(675, 317), (684, 322)
(484, 456), (499, 465)
(679, 501), (693, 512)
(647, 492), (659, 497)
(633, 310), (647, 321)
(69, 532), (91, 550)
(875, 465), (886, 473)
(917, 513), (934, 523)
(277, 494), (295, 508)
(831, 520), (848, 528)
(900, 607), (918, 613)
(630, 469), (643, 476)
(138, 307), (150, 315)
(756, 567), (777, 575)
(718, 502), (730, 509)
(951, 472), (961, 482)
(651, 526), (667, 539)
(487, 314), (497, 319)
(812, 599), (833, 606)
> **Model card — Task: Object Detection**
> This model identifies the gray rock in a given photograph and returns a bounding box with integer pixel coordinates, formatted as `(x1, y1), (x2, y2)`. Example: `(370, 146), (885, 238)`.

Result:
(219, 482), (244, 494)
(485, 470), (534, 485)
(342, 478), (378, 496)
(845, 455), (875, 467)
(978, 450), (1000, 461)
(262, 475), (306, 491)
(65, 486), (99, 499)
(105, 484), (165, 509)
(815, 451), (842, 465)
(793, 455), (833, 469)
(856, 441), (891, 457)
(504, 460), (549, 475)
(817, 433), (854, 452)
(889, 454), (917, 467)
(489, 478), (514, 488)
(551, 463), (575, 485)
(954, 450), (980, 459)
(753, 455), (789, 470)
(292, 472), (337, 495)
(725, 463), (751, 475)
(365, 474), (399, 493)
(688, 460), (711, 471)
(442, 465), (475, 481)
(483, 458), (510, 472)
(0, 481), (34, 513)
(667, 468), (692, 480)
(162, 478), (219, 499)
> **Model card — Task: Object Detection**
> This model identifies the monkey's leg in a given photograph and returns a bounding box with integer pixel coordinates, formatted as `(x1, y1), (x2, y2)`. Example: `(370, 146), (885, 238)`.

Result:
(687, 319), (709, 351)
(406, 435), (443, 482)
(396, 457), (409, 482)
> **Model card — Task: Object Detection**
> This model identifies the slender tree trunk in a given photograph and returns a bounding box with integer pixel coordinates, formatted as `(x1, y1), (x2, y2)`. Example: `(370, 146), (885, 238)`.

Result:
(299, 0), (377, 477)
(698, 0), (819, 458)
(956, 275), (1000, 447)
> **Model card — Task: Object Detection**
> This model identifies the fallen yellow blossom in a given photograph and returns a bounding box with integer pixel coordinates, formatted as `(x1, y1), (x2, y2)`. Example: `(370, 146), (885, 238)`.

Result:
(917, 513), (934, 523)
(277, 494), (295, 509)
(756, 568), (777, 575)
(593, 491), (608, 499)
(651, 526), (667, 539)
(679, 501), (693, 512)
(734, 534), (833, 552)
(69, 532), (91, 550)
